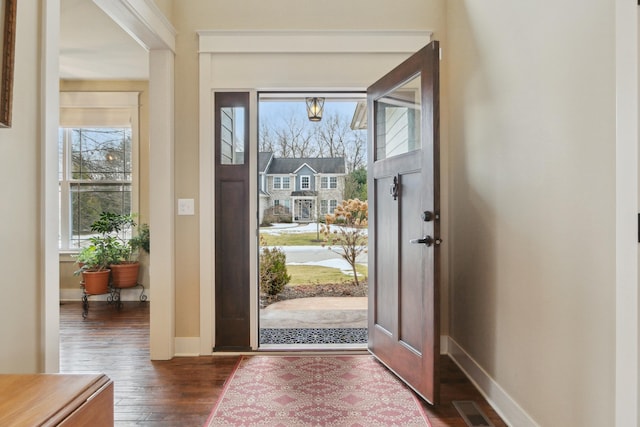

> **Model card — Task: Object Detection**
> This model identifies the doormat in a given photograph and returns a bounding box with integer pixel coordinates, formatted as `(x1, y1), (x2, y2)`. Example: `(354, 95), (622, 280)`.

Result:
(204, 355), (431, 427)
(260, 327), (367, 345)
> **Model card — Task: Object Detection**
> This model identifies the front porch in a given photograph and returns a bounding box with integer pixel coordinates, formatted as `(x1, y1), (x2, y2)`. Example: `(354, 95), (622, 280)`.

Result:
(291, 191), (317, 222)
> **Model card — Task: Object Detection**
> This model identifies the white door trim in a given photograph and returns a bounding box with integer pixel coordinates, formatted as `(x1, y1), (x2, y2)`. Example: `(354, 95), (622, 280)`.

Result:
(93, 0), (177, 360)
(198, 30), (431, 54)
(615, 1), (640, 425)
(42, 0), (61, 373)
(197, 30), (433, 354)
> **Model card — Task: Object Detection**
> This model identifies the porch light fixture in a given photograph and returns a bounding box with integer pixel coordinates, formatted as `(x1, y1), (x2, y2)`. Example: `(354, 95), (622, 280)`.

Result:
(305, 97), (325, 122)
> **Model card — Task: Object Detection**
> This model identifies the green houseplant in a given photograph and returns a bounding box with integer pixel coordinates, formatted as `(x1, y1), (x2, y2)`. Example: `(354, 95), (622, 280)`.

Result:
(93, 212), (149, 288)
(74, 212), (150, 292)
(74, 234), (118, 295)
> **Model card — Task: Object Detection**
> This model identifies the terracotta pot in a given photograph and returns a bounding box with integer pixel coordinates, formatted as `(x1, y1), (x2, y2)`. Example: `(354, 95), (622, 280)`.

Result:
(82, 269), (111, 295)
(110, 262), (140, 288)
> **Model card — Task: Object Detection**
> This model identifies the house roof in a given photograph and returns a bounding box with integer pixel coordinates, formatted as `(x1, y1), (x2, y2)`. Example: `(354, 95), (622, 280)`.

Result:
(267, 156), (346, 174)
(258, 152), (274, 173)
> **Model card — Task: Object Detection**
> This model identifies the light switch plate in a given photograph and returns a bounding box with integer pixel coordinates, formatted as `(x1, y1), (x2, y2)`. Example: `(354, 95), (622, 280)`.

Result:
(177, 198), (195, 216)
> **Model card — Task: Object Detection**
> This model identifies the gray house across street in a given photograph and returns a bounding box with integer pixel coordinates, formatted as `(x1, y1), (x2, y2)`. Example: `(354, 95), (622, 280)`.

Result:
(259, 152), (346, 224)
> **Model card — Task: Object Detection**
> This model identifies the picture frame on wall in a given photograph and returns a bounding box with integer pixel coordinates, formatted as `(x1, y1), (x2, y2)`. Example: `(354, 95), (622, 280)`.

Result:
(0, 0), (16, 128)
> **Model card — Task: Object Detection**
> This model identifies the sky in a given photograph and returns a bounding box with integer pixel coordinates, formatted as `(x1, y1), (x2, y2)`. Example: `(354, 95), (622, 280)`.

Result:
(258, 99), (362, 127)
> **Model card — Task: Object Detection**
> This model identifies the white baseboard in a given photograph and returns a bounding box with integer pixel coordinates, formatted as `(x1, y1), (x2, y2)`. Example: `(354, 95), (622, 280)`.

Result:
(447, 337), (539, 427)
(174, 337), (201, 357)
(440, 335), (448, 354)
(60, 287), (151, 302)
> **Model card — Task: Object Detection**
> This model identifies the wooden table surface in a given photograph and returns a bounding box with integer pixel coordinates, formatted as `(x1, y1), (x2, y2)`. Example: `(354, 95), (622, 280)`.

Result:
(0, 374), (113, 426)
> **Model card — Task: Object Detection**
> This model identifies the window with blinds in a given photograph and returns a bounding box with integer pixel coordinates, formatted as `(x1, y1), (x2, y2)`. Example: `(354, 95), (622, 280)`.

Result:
(59, 92), (139, 249)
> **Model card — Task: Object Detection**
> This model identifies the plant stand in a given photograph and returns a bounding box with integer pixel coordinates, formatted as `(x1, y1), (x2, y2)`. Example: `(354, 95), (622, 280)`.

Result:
(80, 282), (111, 319)
(110, 283), (147, 310)
(81, 282), (147, 318)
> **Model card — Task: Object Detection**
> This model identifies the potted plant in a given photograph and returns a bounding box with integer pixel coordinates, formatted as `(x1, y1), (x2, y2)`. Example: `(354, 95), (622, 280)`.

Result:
(91, 212), (149, 288)
(130, 223), (150, 254)
(74, 234), (116, 295)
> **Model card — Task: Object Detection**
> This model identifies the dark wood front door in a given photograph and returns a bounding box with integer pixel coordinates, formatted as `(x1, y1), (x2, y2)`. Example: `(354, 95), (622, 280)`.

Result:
(367, 41), (441, 404)
(214, 92), (250, 350)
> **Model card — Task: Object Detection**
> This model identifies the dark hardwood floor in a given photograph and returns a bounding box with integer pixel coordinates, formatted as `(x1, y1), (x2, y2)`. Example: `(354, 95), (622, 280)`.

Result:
(60, 301), (507, 426)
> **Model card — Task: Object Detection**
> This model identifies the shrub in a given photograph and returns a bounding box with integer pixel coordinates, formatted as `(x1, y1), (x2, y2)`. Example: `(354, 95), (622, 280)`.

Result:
(262, 205), (292, 225)
(321, 198), (368, 286)
(259, 244), (291, 296)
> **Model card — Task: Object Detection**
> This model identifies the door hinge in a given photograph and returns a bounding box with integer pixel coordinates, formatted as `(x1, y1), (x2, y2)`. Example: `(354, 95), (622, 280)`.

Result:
(439, 48), (443, 61)
(638, 213), (640, 242)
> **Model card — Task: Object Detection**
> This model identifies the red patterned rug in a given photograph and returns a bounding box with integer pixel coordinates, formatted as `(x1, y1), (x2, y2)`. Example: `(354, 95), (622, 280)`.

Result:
(204, 355), (431, 426)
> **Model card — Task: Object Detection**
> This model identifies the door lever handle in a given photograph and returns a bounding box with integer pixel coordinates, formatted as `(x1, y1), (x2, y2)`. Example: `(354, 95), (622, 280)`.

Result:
(410, 236), (442, 247)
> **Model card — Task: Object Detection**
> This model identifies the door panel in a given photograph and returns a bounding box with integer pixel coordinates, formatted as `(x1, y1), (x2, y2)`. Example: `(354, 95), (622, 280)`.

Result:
(214, 92), (251, 351)
(367, 41), (440, 404)
(399, 170), (424, 352)
(373, 174), (398, 332)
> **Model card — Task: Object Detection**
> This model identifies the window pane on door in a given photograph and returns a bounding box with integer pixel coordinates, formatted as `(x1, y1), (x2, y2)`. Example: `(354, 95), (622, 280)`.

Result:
(221, 107), (245, 165)
(375, 74), (421, 160)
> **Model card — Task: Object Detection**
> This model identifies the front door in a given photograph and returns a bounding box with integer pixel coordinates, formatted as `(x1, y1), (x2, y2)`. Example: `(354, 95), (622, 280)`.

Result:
(367, 41), (441, 404)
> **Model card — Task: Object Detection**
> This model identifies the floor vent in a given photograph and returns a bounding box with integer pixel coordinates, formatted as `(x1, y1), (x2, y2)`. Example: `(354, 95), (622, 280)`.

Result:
(452, 400), (495, 427)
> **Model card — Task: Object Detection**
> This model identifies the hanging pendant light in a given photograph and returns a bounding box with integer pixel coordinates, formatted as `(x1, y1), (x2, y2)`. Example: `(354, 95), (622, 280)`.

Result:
(305, 97), (325, 122)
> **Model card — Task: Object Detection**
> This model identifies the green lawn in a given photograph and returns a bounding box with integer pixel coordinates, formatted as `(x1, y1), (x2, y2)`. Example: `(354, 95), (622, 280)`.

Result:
(260, 231), (368, 247)
(287, 264), (368, 286)
(260, 232), (325, 246)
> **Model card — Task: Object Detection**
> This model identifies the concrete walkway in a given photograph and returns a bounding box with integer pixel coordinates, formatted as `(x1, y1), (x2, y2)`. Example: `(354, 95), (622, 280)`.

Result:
(260, 297), (367, 329)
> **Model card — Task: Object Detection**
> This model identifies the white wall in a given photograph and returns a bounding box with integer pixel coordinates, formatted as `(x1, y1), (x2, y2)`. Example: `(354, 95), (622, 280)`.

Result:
(615, 1), (640, 425)
(447, 1), (616, 425)
(0, 0), (50, 372)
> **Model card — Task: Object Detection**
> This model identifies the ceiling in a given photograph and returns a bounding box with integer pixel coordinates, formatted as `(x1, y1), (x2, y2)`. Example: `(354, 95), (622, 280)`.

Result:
(60, 0), (149, 80)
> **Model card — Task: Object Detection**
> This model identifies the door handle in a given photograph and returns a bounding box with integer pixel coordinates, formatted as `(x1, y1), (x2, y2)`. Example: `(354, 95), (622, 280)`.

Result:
(410, 236), (442, 247)
(390, 175), (399, 201)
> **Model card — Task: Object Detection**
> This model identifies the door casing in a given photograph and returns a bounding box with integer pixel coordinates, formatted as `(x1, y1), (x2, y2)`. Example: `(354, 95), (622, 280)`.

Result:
(198, 30), (433, 355)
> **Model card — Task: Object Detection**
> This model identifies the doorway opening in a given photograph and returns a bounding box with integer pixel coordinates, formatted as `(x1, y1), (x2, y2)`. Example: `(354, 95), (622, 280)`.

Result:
(257, 92), (369, 349)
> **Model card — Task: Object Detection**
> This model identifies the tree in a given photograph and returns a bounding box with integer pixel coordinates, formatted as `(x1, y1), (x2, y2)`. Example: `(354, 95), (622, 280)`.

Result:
(273, 114), (318, 158)
(344, 167), (367, 201)
(344, 130), (366, 173)
(321, 199), (368, 286)
(315, 112), (366, 172)
(259, 120), (277, 153)
(258, 104), (366, 173)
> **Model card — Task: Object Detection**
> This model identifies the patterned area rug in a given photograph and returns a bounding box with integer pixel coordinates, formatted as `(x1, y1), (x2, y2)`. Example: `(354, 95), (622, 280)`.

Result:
(204, 355), (430, 427)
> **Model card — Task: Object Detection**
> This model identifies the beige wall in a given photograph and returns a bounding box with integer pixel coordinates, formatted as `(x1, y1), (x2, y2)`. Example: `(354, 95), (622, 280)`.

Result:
(171, 0), (447, 337)
(0, 2), (628, 419)
(153, 0), (173, 21)
(0, 0), (45, 372)
(447, 1), (615, 425)
(58, 80), (151, 293)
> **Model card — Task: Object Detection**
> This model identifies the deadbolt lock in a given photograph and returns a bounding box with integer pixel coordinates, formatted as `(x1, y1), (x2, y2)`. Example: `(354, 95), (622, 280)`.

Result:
(421, 211), (440, 222)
